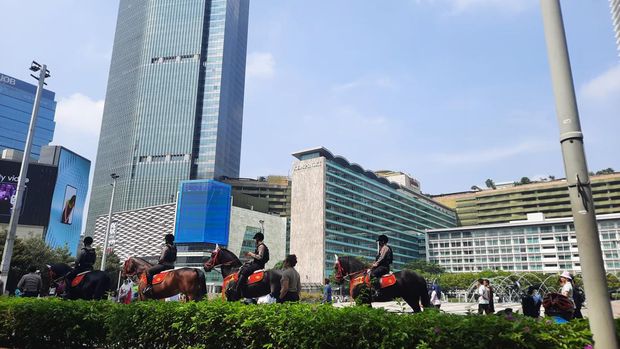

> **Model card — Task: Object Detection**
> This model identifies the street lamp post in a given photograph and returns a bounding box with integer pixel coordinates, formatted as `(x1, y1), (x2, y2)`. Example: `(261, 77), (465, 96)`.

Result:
(0, 62), (50, 294)
(540, 1), (618, 347)
(100, 173), (120, 271)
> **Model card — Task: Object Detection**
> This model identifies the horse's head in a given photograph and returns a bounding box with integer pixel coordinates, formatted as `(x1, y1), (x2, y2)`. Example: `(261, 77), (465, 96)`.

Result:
(122, 258), (137, 277)
(333, 254), (346, 283)
(203, 244), (221, 272)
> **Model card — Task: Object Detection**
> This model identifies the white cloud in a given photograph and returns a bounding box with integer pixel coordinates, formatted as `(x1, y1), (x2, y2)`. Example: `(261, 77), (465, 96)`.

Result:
(246, 52), (275, 79)
(331, 76), (396, 93)
(581, 64), (620, 101)
(52, 93), (104, 161)
(416, 0), (536, 14)
(432, 140), (555, 165)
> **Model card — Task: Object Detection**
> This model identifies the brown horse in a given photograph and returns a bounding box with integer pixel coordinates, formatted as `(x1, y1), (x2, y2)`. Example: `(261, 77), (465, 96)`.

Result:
(334, 255), (430, 312)
(203, 245), (282, 301)
(122, 257), (206, 301)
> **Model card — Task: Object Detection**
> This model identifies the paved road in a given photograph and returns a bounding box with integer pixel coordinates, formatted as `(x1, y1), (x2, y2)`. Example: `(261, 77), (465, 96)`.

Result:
(334, 300), (620, 318)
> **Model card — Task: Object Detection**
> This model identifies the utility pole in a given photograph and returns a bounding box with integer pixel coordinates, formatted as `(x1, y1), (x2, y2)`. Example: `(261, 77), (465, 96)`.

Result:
(100, 173), (119, 271)
(0, 62), (50, 294)
(540, 1), (618, 347)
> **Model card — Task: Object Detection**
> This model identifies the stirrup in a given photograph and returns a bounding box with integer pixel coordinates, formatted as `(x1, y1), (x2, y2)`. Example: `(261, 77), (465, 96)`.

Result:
(143, 285), (153, 295)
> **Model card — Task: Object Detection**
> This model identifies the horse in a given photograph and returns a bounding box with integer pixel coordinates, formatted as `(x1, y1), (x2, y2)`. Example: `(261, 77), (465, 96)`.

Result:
(203, 245), (282, 301)
(47, 263), (111, 300)
(122, 257), (206, 301)
(334, 255), (431, 312)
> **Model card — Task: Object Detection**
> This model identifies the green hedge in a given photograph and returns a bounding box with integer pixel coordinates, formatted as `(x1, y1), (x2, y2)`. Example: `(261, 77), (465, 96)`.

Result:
(0, 297), (617, 349)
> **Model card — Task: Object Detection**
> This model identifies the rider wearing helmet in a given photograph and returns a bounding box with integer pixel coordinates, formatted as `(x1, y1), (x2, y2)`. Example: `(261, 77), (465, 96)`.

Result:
(144, 234), (177, 295)
(66, 236), (97, 284)
(233, 232), (270, 297)
(370, 234), (393, 297)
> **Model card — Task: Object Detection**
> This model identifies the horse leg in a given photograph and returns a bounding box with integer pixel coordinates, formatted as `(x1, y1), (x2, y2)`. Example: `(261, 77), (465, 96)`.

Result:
(404, 294), (422, 313)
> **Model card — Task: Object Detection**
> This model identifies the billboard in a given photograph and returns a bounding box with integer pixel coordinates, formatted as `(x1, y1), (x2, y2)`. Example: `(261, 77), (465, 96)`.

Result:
(45, 148), (91, 254)
(0, 159), (57, 226)
(174, 180), (231, 244)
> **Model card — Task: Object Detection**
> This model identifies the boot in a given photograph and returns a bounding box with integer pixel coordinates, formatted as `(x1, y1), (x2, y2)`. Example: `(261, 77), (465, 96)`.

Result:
(143, 283), (153, 296)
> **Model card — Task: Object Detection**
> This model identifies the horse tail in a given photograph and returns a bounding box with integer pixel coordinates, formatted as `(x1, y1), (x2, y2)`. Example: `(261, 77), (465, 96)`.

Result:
(195, 268), (206, 301)
(93, 272), (111, 300)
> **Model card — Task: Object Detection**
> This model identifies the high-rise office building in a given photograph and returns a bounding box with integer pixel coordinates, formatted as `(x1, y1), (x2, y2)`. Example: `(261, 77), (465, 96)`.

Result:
(290, 147), (457, 284)
(86, 0), (249, 234)
(611, 0), (620, 55)
(0, 72), (56, 158)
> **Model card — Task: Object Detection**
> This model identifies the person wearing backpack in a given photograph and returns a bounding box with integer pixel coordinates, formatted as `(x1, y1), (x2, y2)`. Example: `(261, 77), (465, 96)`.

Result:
(572, 274), (585, 319)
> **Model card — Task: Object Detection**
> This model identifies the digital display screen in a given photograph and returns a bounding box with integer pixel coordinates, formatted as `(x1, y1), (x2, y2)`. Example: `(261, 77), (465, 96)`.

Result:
(61, 185), (77, 225)
(174, 180), (231, 244)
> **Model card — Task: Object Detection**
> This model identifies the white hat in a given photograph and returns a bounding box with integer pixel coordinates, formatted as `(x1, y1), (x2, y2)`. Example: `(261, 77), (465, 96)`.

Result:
(560, 271), (572, 280)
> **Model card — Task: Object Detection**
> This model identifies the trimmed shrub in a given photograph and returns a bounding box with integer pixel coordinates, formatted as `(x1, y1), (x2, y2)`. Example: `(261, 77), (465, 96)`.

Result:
(0, 297), (618, 349)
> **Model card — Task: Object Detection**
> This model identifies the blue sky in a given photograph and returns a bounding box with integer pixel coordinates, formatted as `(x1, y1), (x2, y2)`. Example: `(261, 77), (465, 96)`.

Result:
(1, 0), (618, 195)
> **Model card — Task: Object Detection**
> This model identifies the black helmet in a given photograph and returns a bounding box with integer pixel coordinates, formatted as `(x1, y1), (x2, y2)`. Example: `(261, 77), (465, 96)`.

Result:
(376, 234), (389, 243)
(83, 236), (93, 245)
(253, 232), (264, 241)
(165, 234), (174, 243)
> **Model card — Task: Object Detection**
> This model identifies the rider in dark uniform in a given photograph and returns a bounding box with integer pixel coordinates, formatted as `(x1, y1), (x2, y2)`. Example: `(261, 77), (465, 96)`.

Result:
(370, 234), (393, 297)
(143, 234), (177, 295)
(233, 232), (269, 297)
(66, 236), (97, 284)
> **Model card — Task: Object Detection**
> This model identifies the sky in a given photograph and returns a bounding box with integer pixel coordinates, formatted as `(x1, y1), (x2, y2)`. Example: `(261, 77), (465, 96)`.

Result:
(1, 0), (618, 197)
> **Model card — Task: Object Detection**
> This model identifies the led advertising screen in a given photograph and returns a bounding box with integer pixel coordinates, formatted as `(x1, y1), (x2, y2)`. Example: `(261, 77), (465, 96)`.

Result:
(174, 180), (231, 244)
(61, 185), (77, 225)
(0, 159), (57, 226)
(45, 148), (90, 254)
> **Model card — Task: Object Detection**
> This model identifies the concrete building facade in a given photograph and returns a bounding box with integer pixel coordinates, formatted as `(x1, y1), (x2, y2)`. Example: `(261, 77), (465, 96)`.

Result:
(432, 173), (620, 226)
(290, 147), (457, 285)
(426, 213), (620, 274)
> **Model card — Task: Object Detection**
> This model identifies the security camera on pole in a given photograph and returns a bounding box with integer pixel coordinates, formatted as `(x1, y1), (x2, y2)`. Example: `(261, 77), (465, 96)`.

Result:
(0, 62), (50, 294)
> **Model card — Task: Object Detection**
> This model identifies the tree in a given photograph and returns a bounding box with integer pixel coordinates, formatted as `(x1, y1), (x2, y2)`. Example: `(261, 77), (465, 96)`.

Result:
(94, 247), (121, 272)
(0, 229), (74, 293)
(273, 260), (285, 270)
(485, 179), (496, 190)
(519, 177), (532, 185)
(404, 260), (445, 275)
(548, 175), (556, 180)
(470, 185), (482, 191)
(595, 168), (615, 175)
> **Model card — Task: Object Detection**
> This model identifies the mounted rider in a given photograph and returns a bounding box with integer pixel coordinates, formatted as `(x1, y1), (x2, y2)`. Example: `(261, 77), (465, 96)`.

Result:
(370, 234), (393, 296)
(66, 236), (97, 284)
(233, 232), (269, 297)
(143, 234), (177, 295)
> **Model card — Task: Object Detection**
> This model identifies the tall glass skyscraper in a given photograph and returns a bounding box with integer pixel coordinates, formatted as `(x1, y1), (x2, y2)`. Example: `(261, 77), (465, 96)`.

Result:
(86, 0), (249, 234)
(0, 72), (56, 158)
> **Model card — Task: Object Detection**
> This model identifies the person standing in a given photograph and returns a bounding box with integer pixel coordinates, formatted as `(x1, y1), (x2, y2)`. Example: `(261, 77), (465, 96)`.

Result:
(279, 254), (301, 303)
(17, 266), (42, 297)
(323, 278), (332, 304)
(477, 278), (491, 315)
(144, 234), (177, 295)
(559, 271), (576, 314)
(430, 285), (441, 309)
(234, 232), (269, 297)
(484, 279), (495, 314)
(522, 286), (541, 318)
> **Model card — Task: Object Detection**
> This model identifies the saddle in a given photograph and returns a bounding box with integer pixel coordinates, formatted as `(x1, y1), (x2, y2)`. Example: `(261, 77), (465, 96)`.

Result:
(140, 269), (173, 286)
(71, 271), (91, 287)
(221, 270), (265, 299)
(349, 272), (397, 296)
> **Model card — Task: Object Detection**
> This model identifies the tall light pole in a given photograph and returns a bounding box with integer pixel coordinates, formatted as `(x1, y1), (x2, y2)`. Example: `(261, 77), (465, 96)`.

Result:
(540, 1), (618, 347)
(0, 62), (50, 294)
(100, 173), (119, 271)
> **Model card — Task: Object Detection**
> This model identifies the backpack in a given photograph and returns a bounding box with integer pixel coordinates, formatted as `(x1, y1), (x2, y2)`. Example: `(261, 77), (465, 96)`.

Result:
(573, 287), (585, 306)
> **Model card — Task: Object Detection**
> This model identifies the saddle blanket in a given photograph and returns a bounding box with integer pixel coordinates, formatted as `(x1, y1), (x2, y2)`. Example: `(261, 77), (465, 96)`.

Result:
(71, 271), (91, 287)
(140, 269), (173, 285)
(349, 273), (397, 293)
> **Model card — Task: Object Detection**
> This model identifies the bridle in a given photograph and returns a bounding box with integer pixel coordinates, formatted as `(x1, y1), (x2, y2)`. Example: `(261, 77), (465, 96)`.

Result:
(335, 257), (368, 282)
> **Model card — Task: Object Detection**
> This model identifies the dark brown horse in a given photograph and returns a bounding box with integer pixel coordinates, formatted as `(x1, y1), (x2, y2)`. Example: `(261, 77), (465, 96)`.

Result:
(334, 255), (430, 312)
(47, 263), (110, 300)
(122, 257), (206, 301)
(203, 245), (282, 301)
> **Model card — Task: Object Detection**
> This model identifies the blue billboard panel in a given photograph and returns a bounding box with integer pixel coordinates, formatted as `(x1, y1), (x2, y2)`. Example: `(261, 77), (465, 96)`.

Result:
(45, 148), (91, 254)
(174, 180), (231, 244)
